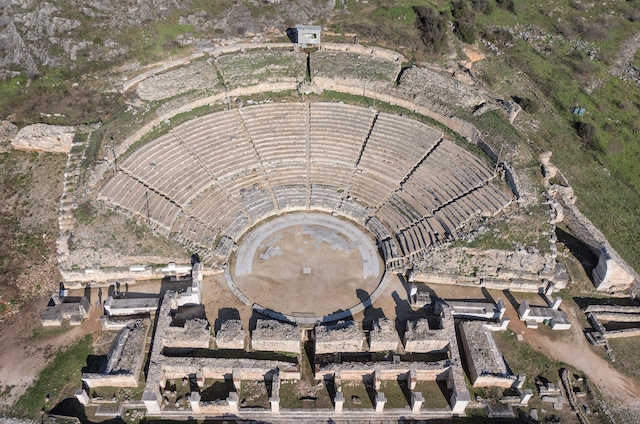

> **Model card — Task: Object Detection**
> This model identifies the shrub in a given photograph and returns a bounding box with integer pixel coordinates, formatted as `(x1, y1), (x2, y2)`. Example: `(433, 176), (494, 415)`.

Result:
(451, 0), (477, 44)
(414, 6), (449, 53)
(472, 0), (494, 15)
(495, 0), (515, 13)
(575, 121), (600, 150)
(514, 96), (539, 114)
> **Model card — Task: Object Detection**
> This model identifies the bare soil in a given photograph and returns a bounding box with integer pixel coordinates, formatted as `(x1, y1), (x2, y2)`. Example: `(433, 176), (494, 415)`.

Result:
(231, 224), (382, 316)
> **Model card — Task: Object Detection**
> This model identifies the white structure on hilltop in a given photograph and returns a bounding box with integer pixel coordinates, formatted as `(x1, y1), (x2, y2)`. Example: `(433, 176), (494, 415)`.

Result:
(296, 25), (321, 48)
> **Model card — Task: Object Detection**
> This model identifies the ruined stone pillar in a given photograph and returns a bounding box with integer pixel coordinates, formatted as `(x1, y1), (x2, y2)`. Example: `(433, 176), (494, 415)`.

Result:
(196, 368), (205, 388)
(520, 389), (533, 405)
(232, 369), (241, 391)
(516, 374), (526, 389)
(374, 369), (381, 390)
(142, 391), (162, 414)
(270, 396), (280, 414)
(227, 392), (239, 413)
(75, 389), (90, 405)
(411, 392), (424, 413)
(374, 392), (387, 413)
(518, 301), (531, 319)
(189, 392), (201, 414)
(409, 369), (417, 390)
(334, 371), (342, 392)
(497, 299), (506, 318)
(450, 389), (470, 415)
(334, 391), (345, 413)
(551, 297), (562, 310)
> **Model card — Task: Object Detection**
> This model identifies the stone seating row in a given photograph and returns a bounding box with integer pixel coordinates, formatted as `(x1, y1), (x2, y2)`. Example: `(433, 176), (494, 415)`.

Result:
(238, 184), (277, 221)
(434, 184), (512, 234)
(402, 143), (493, 213)
(394, 216), (445, 258)
(172, 110), (262, 182)
(98, 173), (181, 234)
(376, 192), (427, 232)
(119, 133), (214, 206)
(186, 185), (241, 232)
(172, 214), (218, 250)
(240, 104), (307, 164)
(309, 103), (375, 165)
(265, 163), (307, 187)
(272, 185), (307, 209)
(338, 197), (370, 222)
(357, 113), (442, 182)
(348, 170), (396, 207)
(309, 164), (354, 189)
(365, 216), (392, 241)
(309, 184), (343, 210)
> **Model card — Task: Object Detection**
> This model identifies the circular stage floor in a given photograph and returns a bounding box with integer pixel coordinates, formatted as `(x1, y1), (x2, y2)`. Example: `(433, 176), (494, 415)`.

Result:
(230, 213), (384, 317)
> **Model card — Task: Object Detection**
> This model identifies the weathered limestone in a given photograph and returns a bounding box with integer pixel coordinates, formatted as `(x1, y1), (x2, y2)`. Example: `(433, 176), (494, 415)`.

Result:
(269, 371), (281, 414)
(459, 321), (519, 388)
(189, 392), (201, 414)
(215, 320), (245, 350)
(334, 392), (345, 413)
(411, 392), (424, 413)
(82, 319), (150, 388)
(315, 320), (364, 354)
(403, 319), (449, 353)
(12, 123), (75, 153)
(369, 318), (400, 352)
(374, 392), (387, 413)
(0, 120), (18, 152)
(163, 318), (211, 349)
(104, 296), (159, 316)
(41, 294), (90, 326)
(517, 301), (572, 330)
(75, 389), (90, 405)
(251, 319), (300, 354)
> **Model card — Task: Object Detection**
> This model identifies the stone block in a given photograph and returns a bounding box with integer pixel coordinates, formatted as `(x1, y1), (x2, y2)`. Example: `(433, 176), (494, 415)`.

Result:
(334, 391), (344, 413)
(12, 124), (75, 153)
(75, 389), (90, 405)
(411, 392), (424, 413)
(374, 392), (386, 413)
(189, 392), (201, 414)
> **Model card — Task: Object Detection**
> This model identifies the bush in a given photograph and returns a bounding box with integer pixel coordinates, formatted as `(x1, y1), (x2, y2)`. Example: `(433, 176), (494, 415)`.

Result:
(451, 0), (477, 44)
(414, 6), (449, 53)
(575, 121), (599, 150)
(514, 96), (539, 114)
(577, 23), (608, 42)
(472, 0), (494, 15)
(495, 0), (515, 13)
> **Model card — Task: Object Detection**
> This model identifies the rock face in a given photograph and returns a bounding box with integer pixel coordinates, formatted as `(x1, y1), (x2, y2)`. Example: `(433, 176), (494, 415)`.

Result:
(12, 123), (75, 153)
(136, 60), (221, 101)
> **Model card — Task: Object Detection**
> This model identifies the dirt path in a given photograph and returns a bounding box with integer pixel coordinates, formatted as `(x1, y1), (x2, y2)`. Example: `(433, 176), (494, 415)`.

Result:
(0, 297), (103, 409)
(499, 293), (640, 406)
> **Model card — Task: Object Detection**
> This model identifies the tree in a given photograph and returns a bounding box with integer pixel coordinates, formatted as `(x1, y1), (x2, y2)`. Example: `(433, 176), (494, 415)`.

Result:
(414, 6), (449, 53)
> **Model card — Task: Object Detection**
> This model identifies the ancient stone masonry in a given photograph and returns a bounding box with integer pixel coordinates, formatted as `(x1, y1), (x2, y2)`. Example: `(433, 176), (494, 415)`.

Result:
(163, 318), (211, 349)
(82, 319), (150, 388)
(459, 321), (519, 388)
(251, 319), (300, 354)
(215, 49), (306, 88)
(141, 291), (299, 415)
(41, 292), (90, 326)
(135, 60), (221, 101)
(541, 152), (639, 291)
(316, 359), (451, 382)
(315, 320), (364, 354)
(368, 318), (400, 352)
(403, 319), (450, 353)
(310, 50), (402, 84)
(215, 319), (245, 350)
(12, 124), (75, 153)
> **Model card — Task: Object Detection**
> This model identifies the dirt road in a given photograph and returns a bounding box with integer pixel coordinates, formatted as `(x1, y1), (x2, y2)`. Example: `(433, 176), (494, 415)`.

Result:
(499, 293), (640, 406)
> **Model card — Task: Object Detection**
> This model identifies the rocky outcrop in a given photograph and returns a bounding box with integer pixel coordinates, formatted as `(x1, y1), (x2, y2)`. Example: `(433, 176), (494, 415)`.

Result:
(12, 123), (74, 153)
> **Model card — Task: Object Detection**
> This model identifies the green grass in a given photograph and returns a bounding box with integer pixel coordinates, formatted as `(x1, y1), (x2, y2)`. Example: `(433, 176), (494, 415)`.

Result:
(10, 335), (93, 420)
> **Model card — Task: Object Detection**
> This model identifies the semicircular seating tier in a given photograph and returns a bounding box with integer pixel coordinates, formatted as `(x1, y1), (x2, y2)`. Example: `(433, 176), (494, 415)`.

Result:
(99, 102), (512, 268)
